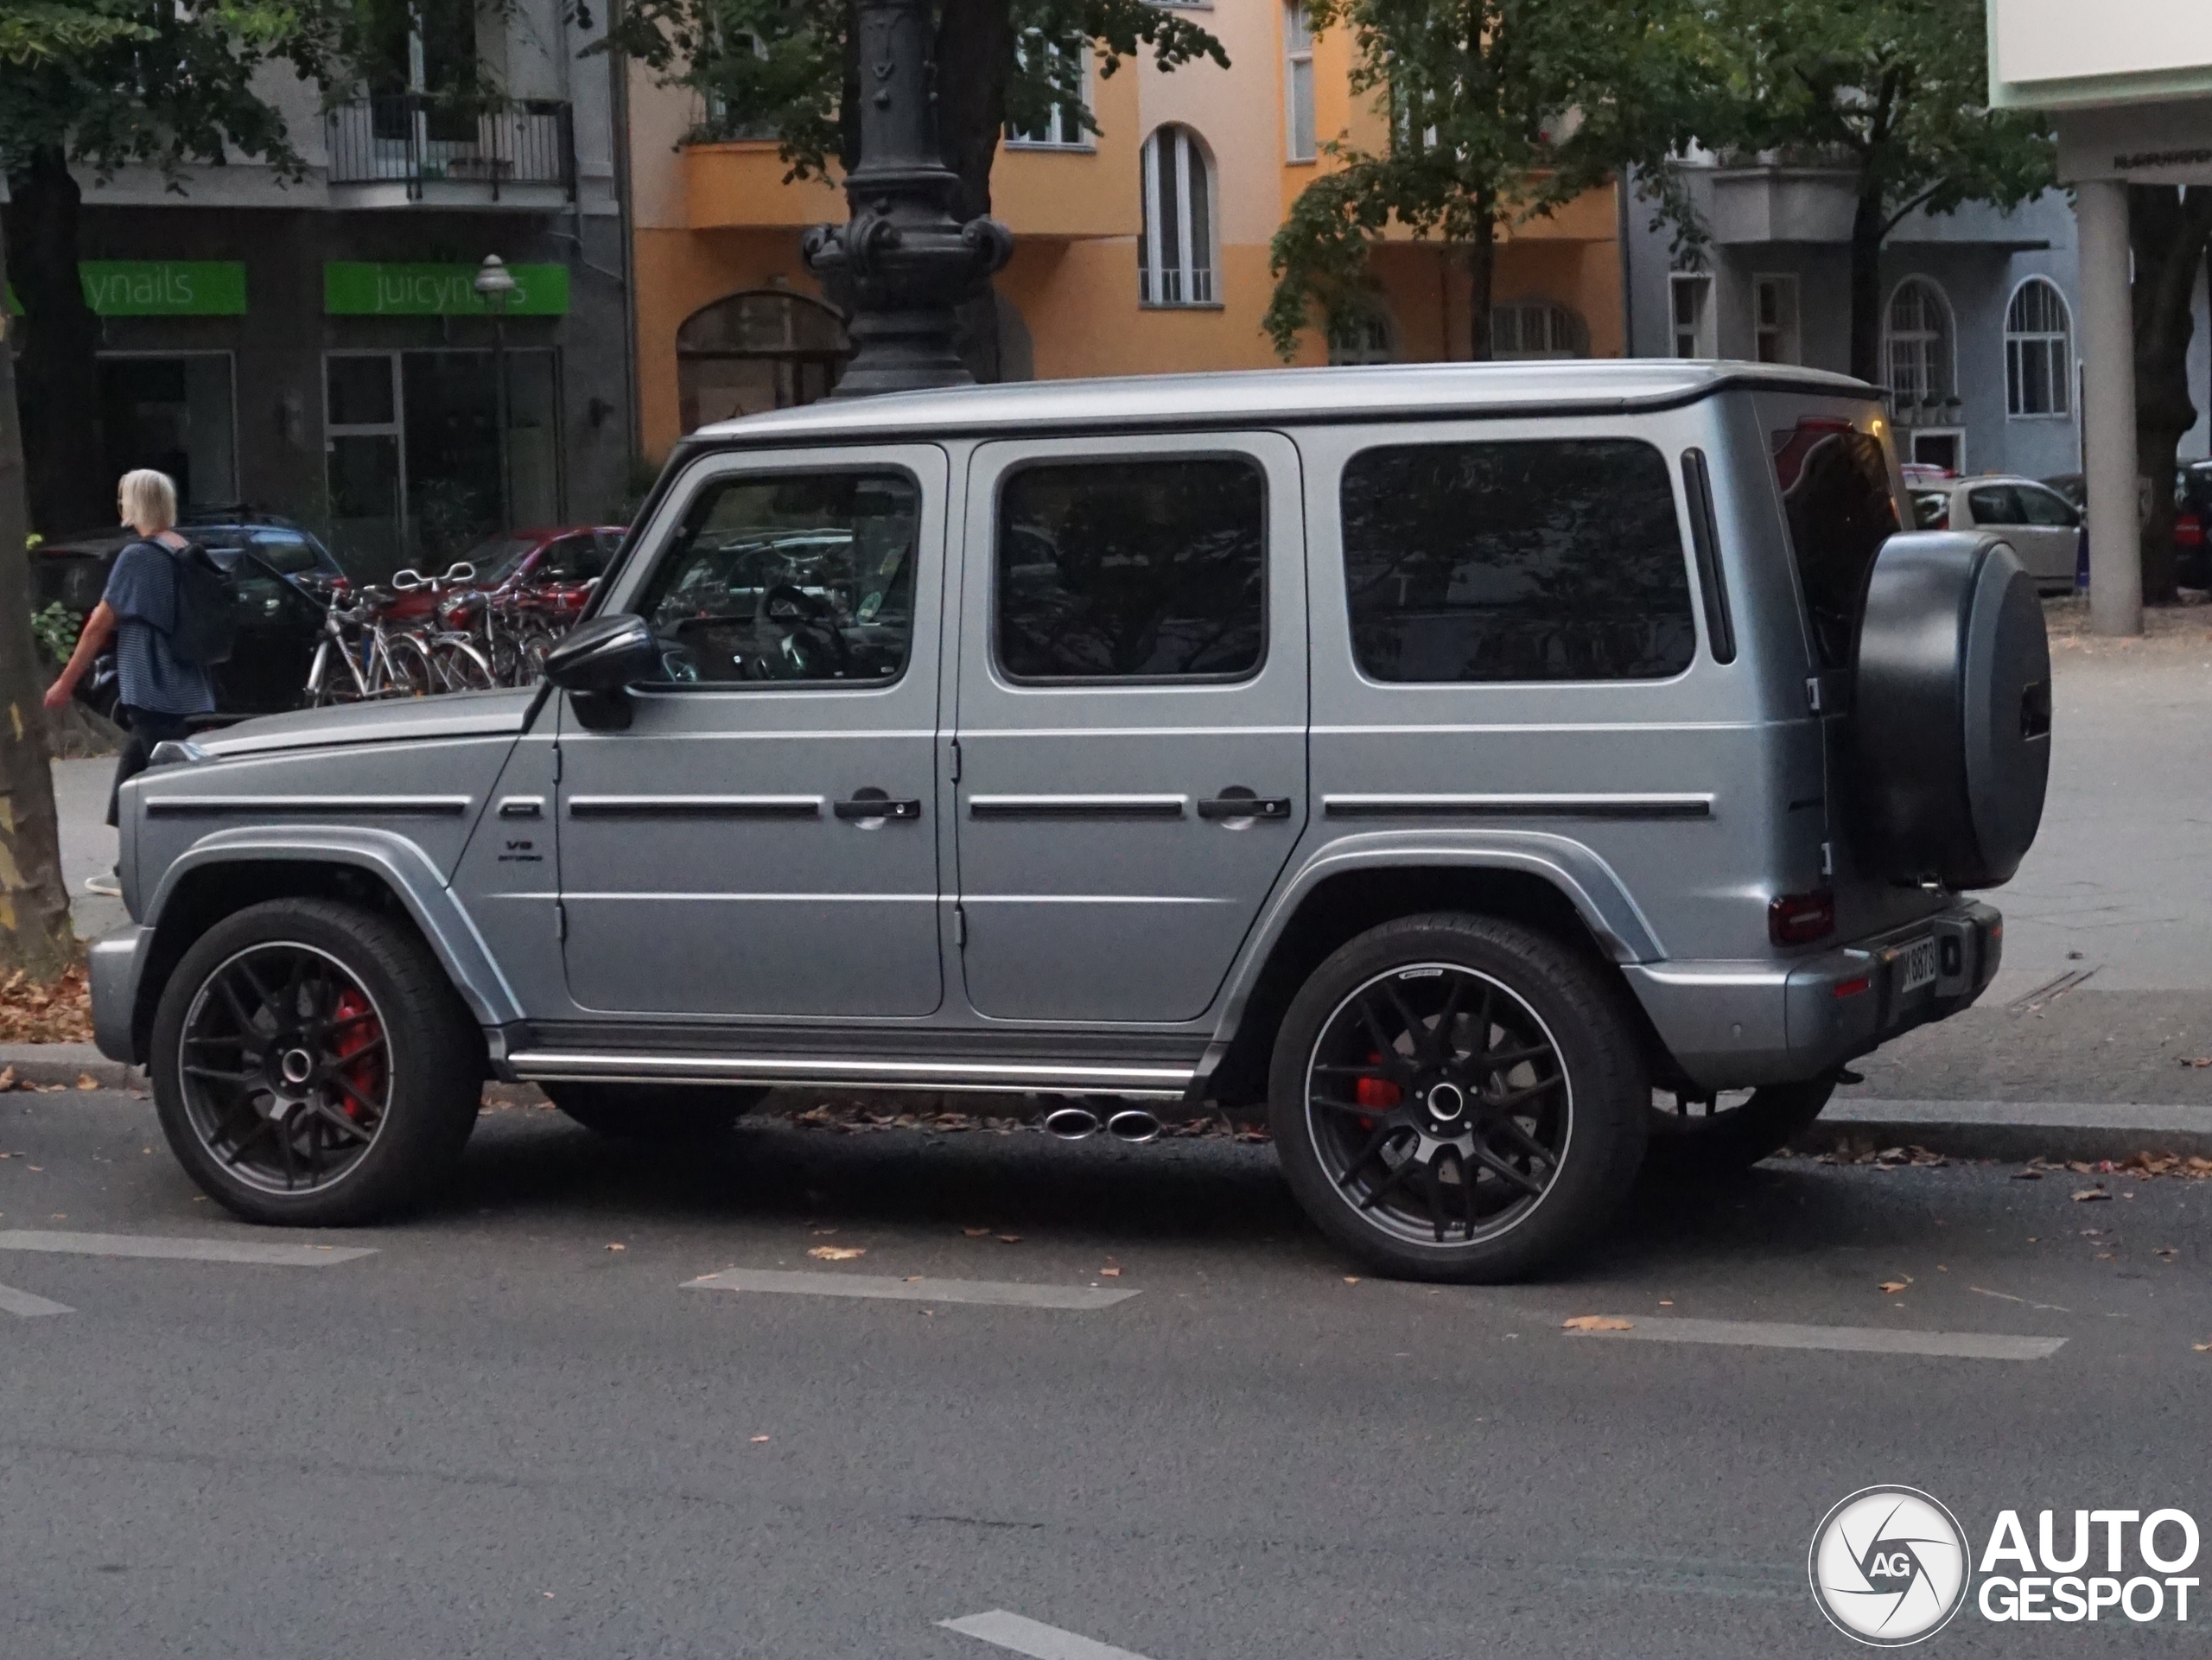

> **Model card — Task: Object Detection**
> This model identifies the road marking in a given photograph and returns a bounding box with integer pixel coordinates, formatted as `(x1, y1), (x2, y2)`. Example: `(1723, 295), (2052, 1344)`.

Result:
(0, 1281), (73, 1318)
(942, 1611), (1157, 1660)
(684, 1269), (1136, 1311)
(0, 1230), (376, 1267)
(1563, 1314), (2063, 1361)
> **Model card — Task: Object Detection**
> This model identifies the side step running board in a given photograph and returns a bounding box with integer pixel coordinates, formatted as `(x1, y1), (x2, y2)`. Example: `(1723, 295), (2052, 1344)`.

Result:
(504, 1051), (1196, 1100)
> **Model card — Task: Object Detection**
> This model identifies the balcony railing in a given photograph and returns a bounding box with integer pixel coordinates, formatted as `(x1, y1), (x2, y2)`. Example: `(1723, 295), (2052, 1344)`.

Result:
(326, 95), (575, 200)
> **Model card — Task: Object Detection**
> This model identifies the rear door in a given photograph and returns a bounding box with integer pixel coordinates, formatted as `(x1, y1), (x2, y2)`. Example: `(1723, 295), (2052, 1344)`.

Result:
(1965, 481), (2074, 585)
(950, 433), (1307, 1024)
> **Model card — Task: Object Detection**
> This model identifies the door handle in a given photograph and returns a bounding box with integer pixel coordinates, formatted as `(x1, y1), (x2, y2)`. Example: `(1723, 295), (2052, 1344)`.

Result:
(1197, 795), (1294, 821)
(835, 795), (922, 822)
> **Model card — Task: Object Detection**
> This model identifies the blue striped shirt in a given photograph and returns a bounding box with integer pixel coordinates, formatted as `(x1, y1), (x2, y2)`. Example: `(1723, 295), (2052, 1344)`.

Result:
(105, 540), (217, 717)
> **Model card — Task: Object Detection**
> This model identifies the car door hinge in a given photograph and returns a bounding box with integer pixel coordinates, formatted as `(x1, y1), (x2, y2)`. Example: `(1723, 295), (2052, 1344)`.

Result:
(948, 738), (961, 784)
(555, 899), (567, 942)
(953, 903), (966, 948)
(1820, 840), (1834, 878)
(552, 743), (563, 783)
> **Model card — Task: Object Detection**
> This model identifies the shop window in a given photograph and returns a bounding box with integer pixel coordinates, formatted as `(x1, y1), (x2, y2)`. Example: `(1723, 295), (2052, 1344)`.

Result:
(677, 289), (850, 432)
(99, 355), (237, 511)
(1139, 125), (1217, 307)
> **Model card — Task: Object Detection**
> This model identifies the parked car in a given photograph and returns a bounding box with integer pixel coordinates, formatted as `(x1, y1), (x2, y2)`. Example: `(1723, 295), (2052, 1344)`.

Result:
(92, 362), (2049, 1283)
(2044, 467), (2210, 588)
(1909, 474), (2082, 592)
(33, 512), (344, 717)
(383, 526), (625, 623)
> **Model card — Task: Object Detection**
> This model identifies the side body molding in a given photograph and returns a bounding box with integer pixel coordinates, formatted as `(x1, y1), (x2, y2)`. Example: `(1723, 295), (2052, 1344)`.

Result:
(141, 826), (526, 1033)
(1211, 829), (1665, 1040)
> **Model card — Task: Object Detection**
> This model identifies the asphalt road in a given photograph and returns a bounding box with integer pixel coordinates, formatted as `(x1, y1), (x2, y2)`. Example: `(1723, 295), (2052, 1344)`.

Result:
(4, 1091), (2209, 1658)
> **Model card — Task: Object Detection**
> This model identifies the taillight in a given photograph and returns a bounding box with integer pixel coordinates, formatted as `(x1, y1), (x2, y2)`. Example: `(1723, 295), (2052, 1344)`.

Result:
(1769, 890), (1836, 947)
(2177, 512), (2205, 549)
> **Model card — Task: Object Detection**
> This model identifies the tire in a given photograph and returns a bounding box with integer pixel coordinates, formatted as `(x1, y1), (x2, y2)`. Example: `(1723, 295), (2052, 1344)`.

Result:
(543, 1081), (766, 1142)
(149, 899), (483, 1226)
(1643, 1078), (1835, 1175)
(1268, 913), (1649, 1283)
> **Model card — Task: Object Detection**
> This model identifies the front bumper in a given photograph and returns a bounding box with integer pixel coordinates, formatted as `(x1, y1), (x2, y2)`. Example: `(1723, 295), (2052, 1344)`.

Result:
(1623, 899), (2002, 1091)
(89, 924), (155, 1065)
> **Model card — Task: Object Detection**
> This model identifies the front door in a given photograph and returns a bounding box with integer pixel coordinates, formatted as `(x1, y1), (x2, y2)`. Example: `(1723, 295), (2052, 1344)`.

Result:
(556, 446), (947, 1019)
(951, 433), (1308, 1024)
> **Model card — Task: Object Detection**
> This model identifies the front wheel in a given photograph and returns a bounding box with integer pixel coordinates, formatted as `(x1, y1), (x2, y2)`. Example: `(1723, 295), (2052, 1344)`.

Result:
(543, 1081), (766, 1142)
(149, 899), (483, 1225)
(1268, 913), (1649, 1283)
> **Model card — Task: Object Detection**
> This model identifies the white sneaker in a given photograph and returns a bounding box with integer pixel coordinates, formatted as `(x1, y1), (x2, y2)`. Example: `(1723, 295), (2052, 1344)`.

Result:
(84, 871), (121, 898)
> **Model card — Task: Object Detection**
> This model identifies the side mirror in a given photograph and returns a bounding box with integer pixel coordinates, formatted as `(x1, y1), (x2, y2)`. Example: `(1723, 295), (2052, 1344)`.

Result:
(543, 612), (657, 730)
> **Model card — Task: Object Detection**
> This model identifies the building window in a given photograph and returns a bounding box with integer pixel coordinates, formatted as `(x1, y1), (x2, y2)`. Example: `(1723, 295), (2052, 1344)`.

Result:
(1284, 3), (1316, 162)
(1329, 312), (1395, 365)
(1669, 273), (1713, 358)
(1491, 300), (1586, 360)
(676, 289), (850, 432)
(2005, 277), (2072, 417)
(1886, 277), (1958, 422)
(1005, 36), (1090, 149)
(1139, 124), (1217, 307)
(1751, 274), (1800, 364)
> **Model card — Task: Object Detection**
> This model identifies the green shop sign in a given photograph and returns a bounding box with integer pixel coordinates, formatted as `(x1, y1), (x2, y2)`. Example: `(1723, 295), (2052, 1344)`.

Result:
(3, 261), (247, 317)
(324, 262), (569, 317)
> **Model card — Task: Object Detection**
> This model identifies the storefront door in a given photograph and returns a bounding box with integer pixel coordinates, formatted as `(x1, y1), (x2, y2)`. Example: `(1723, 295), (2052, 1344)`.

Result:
(99, 353), (238, 511)
(325, 353), (407, 579)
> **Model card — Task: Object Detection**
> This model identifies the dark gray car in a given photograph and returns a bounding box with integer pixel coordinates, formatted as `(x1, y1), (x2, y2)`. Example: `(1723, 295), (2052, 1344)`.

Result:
(89, 362), (2050, 1282)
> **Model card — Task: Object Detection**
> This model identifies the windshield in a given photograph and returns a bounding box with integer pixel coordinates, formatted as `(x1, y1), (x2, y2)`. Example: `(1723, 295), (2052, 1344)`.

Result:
(462, 534), (543, 587)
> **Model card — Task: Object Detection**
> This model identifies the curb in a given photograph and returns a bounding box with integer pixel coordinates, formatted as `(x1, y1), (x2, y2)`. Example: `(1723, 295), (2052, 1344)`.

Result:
(1808, 1098), (2212, 1163)
(0, 1044), (138, 1091)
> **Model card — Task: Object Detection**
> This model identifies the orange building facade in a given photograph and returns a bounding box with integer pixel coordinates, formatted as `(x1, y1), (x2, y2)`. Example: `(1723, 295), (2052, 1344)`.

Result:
(626, 3), (1629, 460)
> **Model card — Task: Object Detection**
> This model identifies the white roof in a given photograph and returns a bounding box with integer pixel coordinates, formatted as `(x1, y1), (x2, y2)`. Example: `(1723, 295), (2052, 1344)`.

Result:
(690, 359), (1872, 447)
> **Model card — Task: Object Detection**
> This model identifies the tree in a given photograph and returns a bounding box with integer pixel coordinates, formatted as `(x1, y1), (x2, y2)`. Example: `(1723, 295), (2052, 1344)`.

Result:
(604, 0), (1227, 372)
(1707, 0), (2055, 385)
(0, 0), (336, 535)
(2129, 185), (2212, 604)
(1263, 0), (1713, 362)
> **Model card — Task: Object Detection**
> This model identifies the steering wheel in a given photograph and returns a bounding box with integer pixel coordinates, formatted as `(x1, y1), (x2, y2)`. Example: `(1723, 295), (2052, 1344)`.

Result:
(761, 583), (853, 676)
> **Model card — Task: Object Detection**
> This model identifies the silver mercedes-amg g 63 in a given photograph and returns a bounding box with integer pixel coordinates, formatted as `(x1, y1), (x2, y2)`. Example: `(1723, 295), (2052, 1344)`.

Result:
(90, 361), (2050, 1281)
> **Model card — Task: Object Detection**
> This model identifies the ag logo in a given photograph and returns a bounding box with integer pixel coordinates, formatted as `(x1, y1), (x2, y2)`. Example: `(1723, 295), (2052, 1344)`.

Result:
(1809, 1486), (1970, 1645)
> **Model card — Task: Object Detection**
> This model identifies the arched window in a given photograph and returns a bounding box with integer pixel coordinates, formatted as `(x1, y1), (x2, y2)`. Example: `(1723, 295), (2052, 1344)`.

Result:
(1139, 125), (1216, 307)
(2005, 277), (2072, 417)
(675, 289), (849, 432)
(1885, 277), (1957, 419)
(1329, 309), (1396, 366)
(1490, 299), (1586, 360)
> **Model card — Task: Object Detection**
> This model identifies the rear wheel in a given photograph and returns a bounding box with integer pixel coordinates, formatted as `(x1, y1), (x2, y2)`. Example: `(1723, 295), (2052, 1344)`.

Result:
(543, 1082), (766, 1142)
(1268, 913), (1648, 1283)
(149, 899), (482, 1225)
(1643, 1079), (1834, 1174)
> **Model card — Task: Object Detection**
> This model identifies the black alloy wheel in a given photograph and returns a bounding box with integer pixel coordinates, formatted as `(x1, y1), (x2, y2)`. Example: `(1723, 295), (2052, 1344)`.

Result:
(1269, 913), (1649, 1282)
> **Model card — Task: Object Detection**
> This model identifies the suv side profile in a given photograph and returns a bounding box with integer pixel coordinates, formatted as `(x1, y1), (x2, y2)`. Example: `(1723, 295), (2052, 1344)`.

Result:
(90, 363), (2050, 1282)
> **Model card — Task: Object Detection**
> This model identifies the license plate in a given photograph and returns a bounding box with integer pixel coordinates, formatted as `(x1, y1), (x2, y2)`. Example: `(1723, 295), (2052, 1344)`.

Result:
(1897, 936), (1939, 995)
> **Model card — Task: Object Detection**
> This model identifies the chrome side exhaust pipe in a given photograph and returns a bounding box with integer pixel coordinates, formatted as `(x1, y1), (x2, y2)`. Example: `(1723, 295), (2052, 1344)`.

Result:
(1106, 1109), (1162, 1145)
(1043, 1104), (1102, 1141)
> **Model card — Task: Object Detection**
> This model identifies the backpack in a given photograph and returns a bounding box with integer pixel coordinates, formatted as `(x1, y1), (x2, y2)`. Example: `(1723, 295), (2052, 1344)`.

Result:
(156, 538), (238, 668)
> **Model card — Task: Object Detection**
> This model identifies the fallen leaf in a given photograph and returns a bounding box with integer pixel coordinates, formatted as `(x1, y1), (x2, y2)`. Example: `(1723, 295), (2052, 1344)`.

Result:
(604, 1243), (626, 1252)
(2012, 1168), (2044, 1180)
(1562, 1314), (1632, 1332)
(1658, 1299), (1674, 1307)
(1879, 1279), (1912, 1294)
(995, 1234), (1021, 1244)
(2196, 1341), (2212, 1353)
(807, 1245), (866, 1261)
(1100, 1267), (1121, 1277)
(904, 1275), (921, 1282)
(74, 1073), (97, 1091)
(750, 1434), (772, 1443)
(1343, 1276), (1360, 1285)
(2072, 1187), (2112, 1203)
(0, 1067), (16, 1092)
(962, 1227), (990, 1237)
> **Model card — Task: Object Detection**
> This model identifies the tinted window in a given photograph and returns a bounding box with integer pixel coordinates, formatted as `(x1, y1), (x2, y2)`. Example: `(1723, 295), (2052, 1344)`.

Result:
(635, 472), (918, 684)
(1967, 485), (2026, 525)
(2017, 485), (2076, 528)
(1339, 439), (1694, 683)
(1770, 421), (1899, 671)
(251, 531), (324, 576)
(539, 533), (609, 582)
(995, 459), (1265, 680)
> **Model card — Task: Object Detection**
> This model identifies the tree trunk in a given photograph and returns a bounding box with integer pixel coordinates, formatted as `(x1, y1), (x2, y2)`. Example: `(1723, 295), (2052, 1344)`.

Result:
(2128, 184), (2212, 605)
(1467, 197), (1497, 361)
(3, 148), (108, 537)
(1847, 184), (1885, 385)
(0, 206), (86, 979)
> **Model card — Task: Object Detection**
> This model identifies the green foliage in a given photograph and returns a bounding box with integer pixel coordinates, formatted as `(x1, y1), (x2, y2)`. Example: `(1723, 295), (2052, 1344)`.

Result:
(602, 0), (1227, 180)
(1705, 0), (2054, 235)
(1264, 0), (1714, 359)
(0, 3), (143, 68)
(29, 600), (79, 666)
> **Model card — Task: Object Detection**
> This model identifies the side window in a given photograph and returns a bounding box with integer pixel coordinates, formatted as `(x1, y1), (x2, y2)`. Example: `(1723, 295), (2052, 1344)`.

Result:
(540, 533), (609, 582)
(633, 471), (919, 685)
(995, 457), (1266, 680)
(2017, 485), (2077, 528)
(1339, 439), (1695, 683)
(1770, 419), (1899, 671)
(251, 531), (321, 576)
(1967, 485), (2025, 525)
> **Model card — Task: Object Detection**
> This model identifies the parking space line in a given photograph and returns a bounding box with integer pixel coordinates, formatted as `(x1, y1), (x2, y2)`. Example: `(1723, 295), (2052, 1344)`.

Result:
(0, 1230), (376, 1267)
(684, 1269), (1137, 1311)
(1563, 1315), (2064, 1361)
(0, 1281), (73, 1318)
(942, 1611), (1157, 1660)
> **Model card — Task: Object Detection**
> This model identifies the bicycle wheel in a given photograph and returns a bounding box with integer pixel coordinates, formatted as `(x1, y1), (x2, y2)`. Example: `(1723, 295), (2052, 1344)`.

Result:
(378, 634), (435, 698)
(432, 635), (497, 692)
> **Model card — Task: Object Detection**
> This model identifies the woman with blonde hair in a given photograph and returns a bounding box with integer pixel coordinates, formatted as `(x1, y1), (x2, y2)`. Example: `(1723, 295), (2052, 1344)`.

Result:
(44, 469), (217, 894)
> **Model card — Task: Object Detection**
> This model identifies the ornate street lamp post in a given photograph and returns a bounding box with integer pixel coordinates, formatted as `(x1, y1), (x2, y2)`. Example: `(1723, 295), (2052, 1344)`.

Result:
(803, 0), (1013, 397)
(474, 254), (517, 530)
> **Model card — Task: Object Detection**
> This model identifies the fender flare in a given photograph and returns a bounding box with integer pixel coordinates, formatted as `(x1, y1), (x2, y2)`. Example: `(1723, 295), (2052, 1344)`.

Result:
(141, 826), (525, 1030)
(1212, 829), (1664, 1042)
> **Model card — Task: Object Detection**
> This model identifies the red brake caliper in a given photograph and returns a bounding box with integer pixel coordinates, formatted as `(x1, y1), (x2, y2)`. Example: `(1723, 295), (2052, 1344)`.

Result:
(1355, 1053), (1402, 1126)
(331, 990), (385, 1119)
